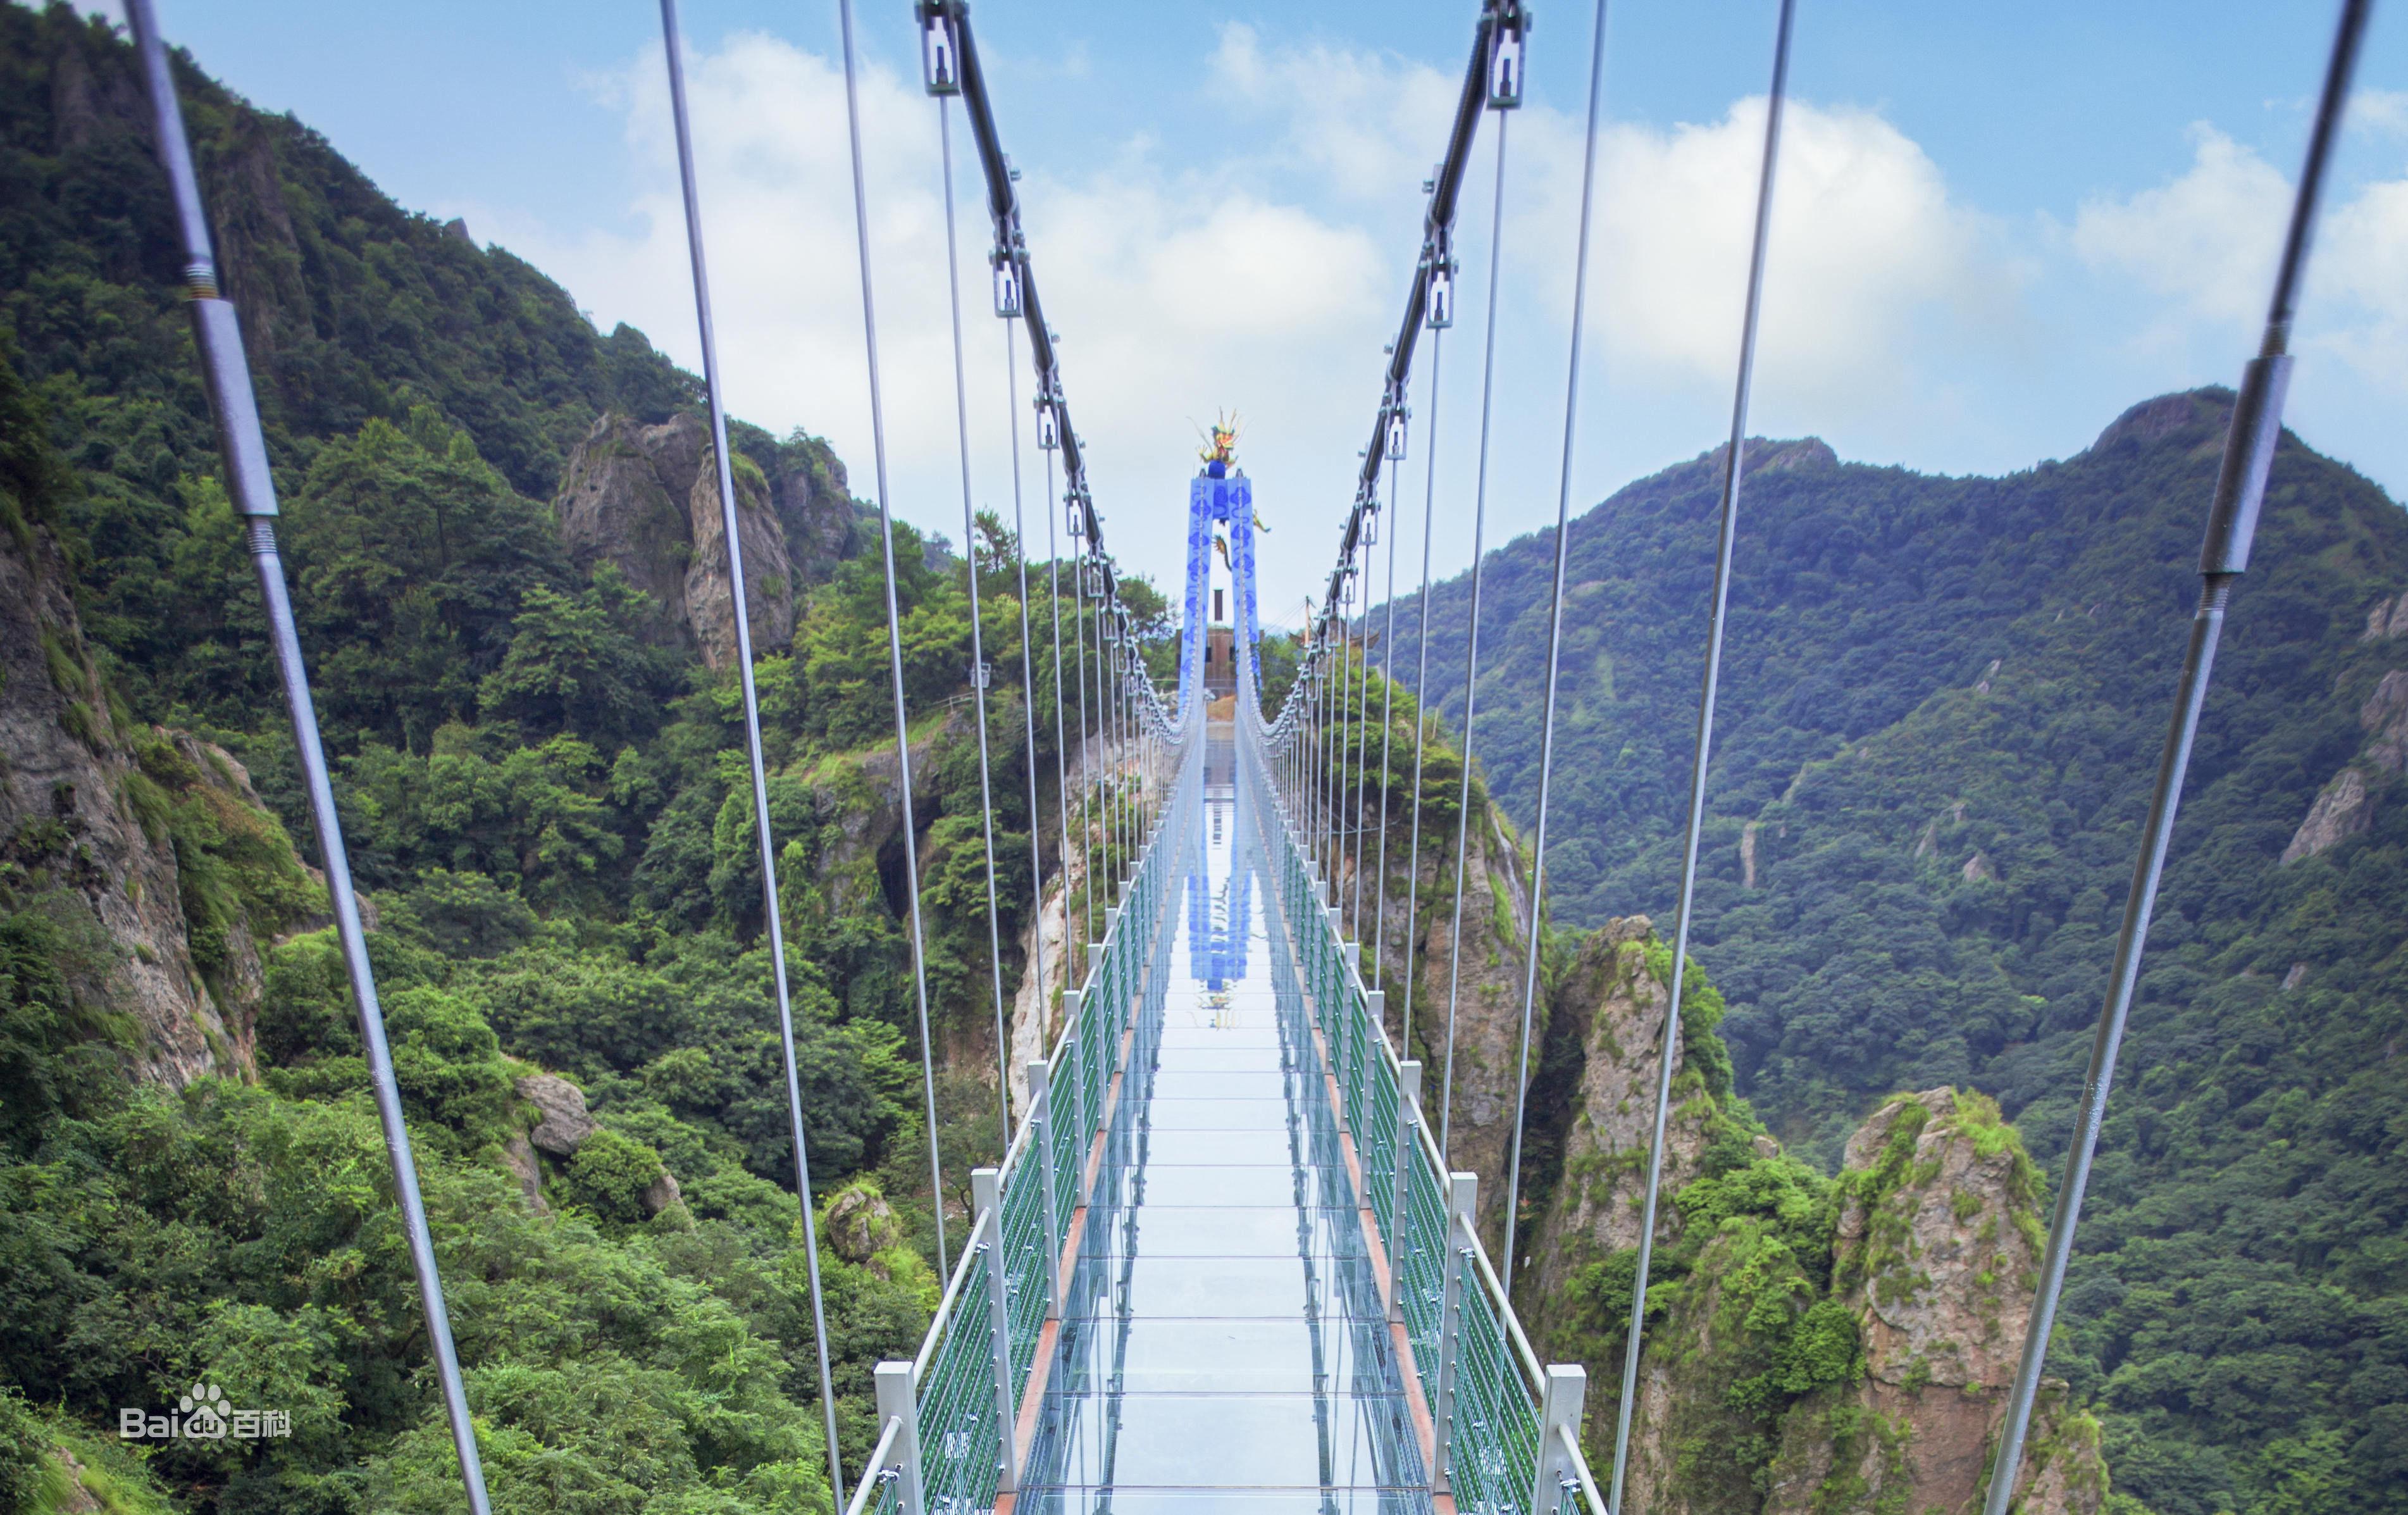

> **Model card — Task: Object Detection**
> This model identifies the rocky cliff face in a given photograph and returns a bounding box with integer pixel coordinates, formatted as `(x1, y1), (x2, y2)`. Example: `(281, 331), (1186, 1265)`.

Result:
(1522, 916), (1719, 1314)
(1, 518), (316, 1085)
(1761, 1088), (2104, 1515)
(553, 411), (857, 670)
(1399, 801), (1535, 1250)
(1506, 907), (2113, 1515)
(2282, 649), (2407, 863)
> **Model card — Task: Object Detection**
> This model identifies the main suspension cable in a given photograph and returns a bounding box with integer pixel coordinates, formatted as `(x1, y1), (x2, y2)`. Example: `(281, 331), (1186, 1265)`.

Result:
(1503, 0), (1614, 1303)
(836, 0), (950, 1275)
(934, 92), (1015, 1145)
(1610, 1), (1795, 1504)
(655, 7), (848, 1493)
(1438, 113), (1513, 1164)
(124, 6), (497, 1509)
(1978, 3), (2370, 1510)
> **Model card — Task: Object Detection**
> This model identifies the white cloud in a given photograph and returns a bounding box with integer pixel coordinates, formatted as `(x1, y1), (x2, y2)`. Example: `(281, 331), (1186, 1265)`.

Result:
(449, 22), (2405, 613)
(2068, 122), (2408, 391)
(2070, 124), (2289, 328)
(451, 27), (1404, 609)
(1564, 97), (2004, 401)
(2317, 174), (2408, 385)
(1208, 22), (1465, 201)
(2354, 89), (2408, 137)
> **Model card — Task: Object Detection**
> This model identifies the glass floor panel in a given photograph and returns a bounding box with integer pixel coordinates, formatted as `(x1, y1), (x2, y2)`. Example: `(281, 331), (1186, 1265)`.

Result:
(1016, 731), (1435, 1512)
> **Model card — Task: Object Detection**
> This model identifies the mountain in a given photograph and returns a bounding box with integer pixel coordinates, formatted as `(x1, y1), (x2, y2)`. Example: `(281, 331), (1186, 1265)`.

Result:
(1374, 390), (2408, 1514)
(0, 8), (1119, 1510)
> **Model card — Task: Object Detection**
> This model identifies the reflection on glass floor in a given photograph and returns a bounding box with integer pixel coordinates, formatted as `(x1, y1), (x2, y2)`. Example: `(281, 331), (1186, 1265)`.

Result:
(1015, 735), (1434, 1514)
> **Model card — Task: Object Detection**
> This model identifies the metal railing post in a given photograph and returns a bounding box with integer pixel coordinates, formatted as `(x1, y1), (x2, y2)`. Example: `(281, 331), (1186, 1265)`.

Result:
(1391, 1059), (1422, 1312)
(872, 1361), (924, 1515)
(1027, 1061), (1062, 1317)
(969, 1172), (1019, 1493)
(1431, 1170), (1477, 1495)
(1536, 1364), (1588, 1514)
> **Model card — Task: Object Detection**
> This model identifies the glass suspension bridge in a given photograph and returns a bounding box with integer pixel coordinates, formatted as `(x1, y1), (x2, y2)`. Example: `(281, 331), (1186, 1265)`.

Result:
(115, 0), (2377, 1510)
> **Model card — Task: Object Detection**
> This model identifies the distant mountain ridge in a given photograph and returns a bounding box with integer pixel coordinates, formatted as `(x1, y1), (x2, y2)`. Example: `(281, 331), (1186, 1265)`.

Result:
(1381, 388), (2408, 1514)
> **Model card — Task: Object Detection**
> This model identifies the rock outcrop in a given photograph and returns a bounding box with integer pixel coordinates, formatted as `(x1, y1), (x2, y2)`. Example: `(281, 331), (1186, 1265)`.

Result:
(1761, 1088), (2105, 1515)
(1522, 1050), (2111, 1515)
(2363, 589), (2408, 642)
(552, 411), (857, 670)
(1524, 918), (1712, 1307)
(518, 1071), (599, 1154)
(2362, 669), (2408, 774)
(2281, 666), (2406, 863)
(1409, 802), (1536, 1251)
(1, 516), (315, 1085)
(2283, 766), (2374, 863)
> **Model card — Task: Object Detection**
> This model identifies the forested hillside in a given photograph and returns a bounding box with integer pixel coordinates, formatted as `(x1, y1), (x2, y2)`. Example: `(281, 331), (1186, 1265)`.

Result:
(1, 7), (1145, 1511)
(1384, 400), (2408, 1513)
(5, 4), (2404, 1514)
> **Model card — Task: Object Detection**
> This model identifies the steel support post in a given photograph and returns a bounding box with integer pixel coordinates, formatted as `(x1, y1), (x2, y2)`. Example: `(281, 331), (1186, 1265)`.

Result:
(1429, 1171), (1477, 1495)
(1536, 1364), (1588, 1514)
(872, 1361), (925, 1515)
(969, 1174), (1019, 1493)
(1391, 1059), (1422, 1321)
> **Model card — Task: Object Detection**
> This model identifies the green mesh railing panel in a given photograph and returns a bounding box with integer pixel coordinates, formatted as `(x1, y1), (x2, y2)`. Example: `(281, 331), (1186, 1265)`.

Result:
(1400, 1150), (1447, 1406)
(1081, 975), (1108, 1149)
(1000, 1159), (1050, 1392)
(1363, 1053), (1400, 1240)
(1048, 1048), (1081, 1228)
(916, 1260), (1002, 1515)
(1447, 1280), (1541, 1515)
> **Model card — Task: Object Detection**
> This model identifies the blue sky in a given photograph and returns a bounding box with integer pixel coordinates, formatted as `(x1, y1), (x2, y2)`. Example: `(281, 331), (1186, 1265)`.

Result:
(102, 1), (2408, 622)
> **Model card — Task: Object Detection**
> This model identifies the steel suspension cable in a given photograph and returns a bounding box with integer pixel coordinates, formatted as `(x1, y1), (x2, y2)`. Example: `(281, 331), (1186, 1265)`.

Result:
(1003, 325), (1052, 1049)
(655, 9), (848, 1493)
(1105, 602), (1122, 885)
(1326, 600), (1343, 886)
(836, 0), (950, 1275)
(1333, 566), (1355, 921)
(1400, 329), (1444, 1057)
(1372, 449), (1401, 999)
(1979, 4), (2370, 1509)
(934, 95), (1015, 1143)
(1503, 0), (1613, 1302)
(1107, 597), (1124, 885)
(1073, 536), (1095, 947)
(1438, 114), (1513, 1164)
(1045, 448), (1076, 977)
(1351, 545), (1374, 938)
(124, 8), (495, 1509)
(1610, 3), (1794, 1504)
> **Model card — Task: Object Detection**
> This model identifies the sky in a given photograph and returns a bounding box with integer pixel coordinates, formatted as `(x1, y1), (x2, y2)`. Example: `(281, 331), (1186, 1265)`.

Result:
(90, 1), (2408, 626)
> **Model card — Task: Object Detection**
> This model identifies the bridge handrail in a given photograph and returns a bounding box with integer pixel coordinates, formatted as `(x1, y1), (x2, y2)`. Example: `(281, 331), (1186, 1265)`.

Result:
(840, 1416), (904, 1515)
(846, 715), (1196, 1515)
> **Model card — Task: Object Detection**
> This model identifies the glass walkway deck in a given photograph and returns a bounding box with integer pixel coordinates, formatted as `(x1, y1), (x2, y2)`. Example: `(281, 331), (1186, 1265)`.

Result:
(848, 724), (1593, 1515)
(1014, 733), (1434, 1511)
